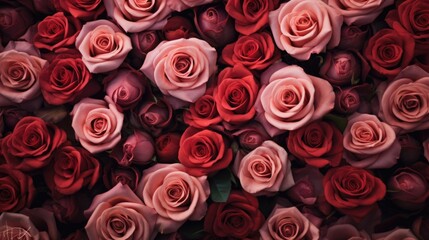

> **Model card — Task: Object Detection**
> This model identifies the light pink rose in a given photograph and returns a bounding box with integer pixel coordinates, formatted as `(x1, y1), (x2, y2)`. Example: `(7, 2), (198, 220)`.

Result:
(75, 20), (132, 73)
(259, 206), (319, 240)
(377, 65), (429, 133)
(233, 140), (294, 196)
(372, 228), (418, 240)
(424, 138), (429, 162)
(343, 113), (400, 169)
(137, 163), (210, 233)
(324, 224), (370, 240)
(140, 38), (217, 105)
(328, 0), (394, 26)
(0, 50), (46, 107)
(269, 0), (343, 60)
(255, 63), (335, 136)
(85, 183), (158, 240)
(71, 96), (124, 154)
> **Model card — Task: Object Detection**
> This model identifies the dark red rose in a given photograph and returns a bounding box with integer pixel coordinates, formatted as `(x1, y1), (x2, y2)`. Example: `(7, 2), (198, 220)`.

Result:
(287, 121), (343, 168)
(334, 87), (361, 115)
(0, 116), (67, 172)
(53, 0), (105, 21)
(0, 6), (34, 44)
(364, 28), (415, 79)
(178, 127), (233, 176)
(183, 90), (222, 129)
(34, 12), (81, 52)
(103, 163), (141, 192)
(338, 25), (368, 50)
(155, 132), (181, 163)
(0, 164), (35, 212)
(137, 99), (173, 136)
(232, 122), (270, 151)
(388, 162), (429, 210)
(39, 53), (99, 105)
(225, 0), (279, 35)
(415, 52), (429, 73)
(398, 134), (422, 165)
(33, 0), (56, 15)
(111, 131), (155, 166)
(323, 166), (386, 221)
(222, 32), (280, 71)
(44, 145), (100, 196)
(214, 64), (259, 125)
(130, 30), (162, 58)
(43, 193), (91, 223)
(287, 166), (324, 205)
(163, 15), (197, 41)
(413, 215), (429, 240)
(194, 3), (238, 48)
(386, 0), (429, 54)
(20, 208), (60, 240)
(204, 190), (265, 239)
(1, 106), (29, 131)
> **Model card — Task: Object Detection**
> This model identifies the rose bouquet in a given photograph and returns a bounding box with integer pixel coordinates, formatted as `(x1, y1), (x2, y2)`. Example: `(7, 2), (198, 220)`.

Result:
(0, 0), (428, 239)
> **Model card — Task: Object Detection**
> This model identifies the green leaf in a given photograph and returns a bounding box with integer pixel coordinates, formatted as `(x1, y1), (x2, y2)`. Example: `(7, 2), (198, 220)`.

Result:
(350, 73), (360, 85)
(324, 114), (348, 132)
(209, 169), (232, 202)
(179, 221), (205, 240)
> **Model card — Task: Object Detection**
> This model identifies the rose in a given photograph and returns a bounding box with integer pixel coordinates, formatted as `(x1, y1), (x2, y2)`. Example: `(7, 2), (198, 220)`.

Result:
(372, 228), (418, 240)
(0, 50), (46, 107)
(21, 208), (61, 239)
(0, 6), (34, 43)
(377, 65), (429, 132)
(343, 113), (400, 169)
(364, 28), (415, 79)
(232, 122), (270, 151)
(287, 166), (324, 205)
(323, 166), (386, 220)
(424, 138), (429, 162)
(105, 69), (147, 110)
(1, 107), (29, 132)
(39, 52), (98, 105)
(53, 0), (105, 20)
(214, 65), (259, 125)
(259, 206), (319, 240)
(386, 0), (429, 54)
(141, 38), (217, 105)
(111, 131), (155, 166)
(328, 0), (394, 26)
(222, 32), (281, 71)
(225, 0), (279, 35)
(163, 16), (197, 41)
(103, 163), (141, 191)
(399, 134), (422, 164)
(0, 116), (66, 172)
(338, 25), (368, 50)
(129, 30), (162, 68)
(0, 165), (35, 212)
(269, 0), (342, 60)
(34, 12), (81, 52)
(413, 216), (429, 240)
(44, 145), (100, 196)
(85, 183), (158, 240)
(204, 190), (265, 239)
(320, 50), (369, 86)
(137, 163), (210, 233)
(287, 121), (343, 168)
(324, 224), (370, 240)
(388, 163), (429, 210)
(183, 90), (222, 129)
(43, 193), (90, 224)
(75, 20), (132, 73)
(155, 132), (181, 163)
(194, 3), (238, 48)
(178, 127), (233, 176)
(334, 87), (361, 115)
(137, 99), (173, 136)
(70, 96), (124, 154)
(255, 63), (335, 136)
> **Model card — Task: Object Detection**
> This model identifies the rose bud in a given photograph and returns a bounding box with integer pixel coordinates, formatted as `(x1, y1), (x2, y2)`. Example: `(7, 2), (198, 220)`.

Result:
(399, 134), (422, 165)
(105, 69), (147, 110)
(103, 163), (141, 191)
(388, 163), (429, 210)
(163, 15), (197, 41)
(287, 166), (324, 205)
(129, 30), (162, 68)
(2, 106), (29, 131)
(232, 122), (270, 152)
(320, 50), (369, 86)
(112, 131), (155, 166)
(155, 132), (181, 163)
(413, 215), (429, 240)
(338, 25), (369, 50)
(0, 6), (34, 44)
(194, 3), (238, 48)
(334, 87), (361, 115)
(137, 99), (173, 136)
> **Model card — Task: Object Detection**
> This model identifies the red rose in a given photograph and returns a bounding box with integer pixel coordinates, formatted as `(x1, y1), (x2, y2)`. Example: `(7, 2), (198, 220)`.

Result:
(338, 25), (368, 51)
(287, 121), (343, 168)
(178, 127), (233, 176)
(39, 53), (99, 105)
(364, 28), (415, 79)
(103, 163), (141, 192)
(163, 16), (197, 41)
(323, 166), (386, 221)
(0, 164), (35, 212)
(53, 0), (105, 21)
(0, 116), (67, 172)
(34, 12), (81, 52)
(222, 32), (281, 71)
(204, 190), (265, 239)
(155, 132), (181, 163)
(44, 145), (100, 196)
(183, 91), (222, 129)
(214, 65), (259, 125)
(225, 0), (279, 35)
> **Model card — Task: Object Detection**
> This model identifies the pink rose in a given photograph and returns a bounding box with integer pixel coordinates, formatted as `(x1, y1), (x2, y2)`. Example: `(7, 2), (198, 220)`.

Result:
(328, 0), (394, 26)
(75, 20), (132, 73)
(85, 183), (158, 240)
(269, 0), (342, 60)
(137, 163), (210, 233)
(71, 96), (124, 154)
(259, 206), (319, 240)
(0, 50), (46, 107)
(140, 38), (217, 105)
(255, 63), (335, 136)
(112, 131), (155, 166)
(233, 140), (294, 196)
(343, 113), (400, 169)
(377, 65), (429, 133)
